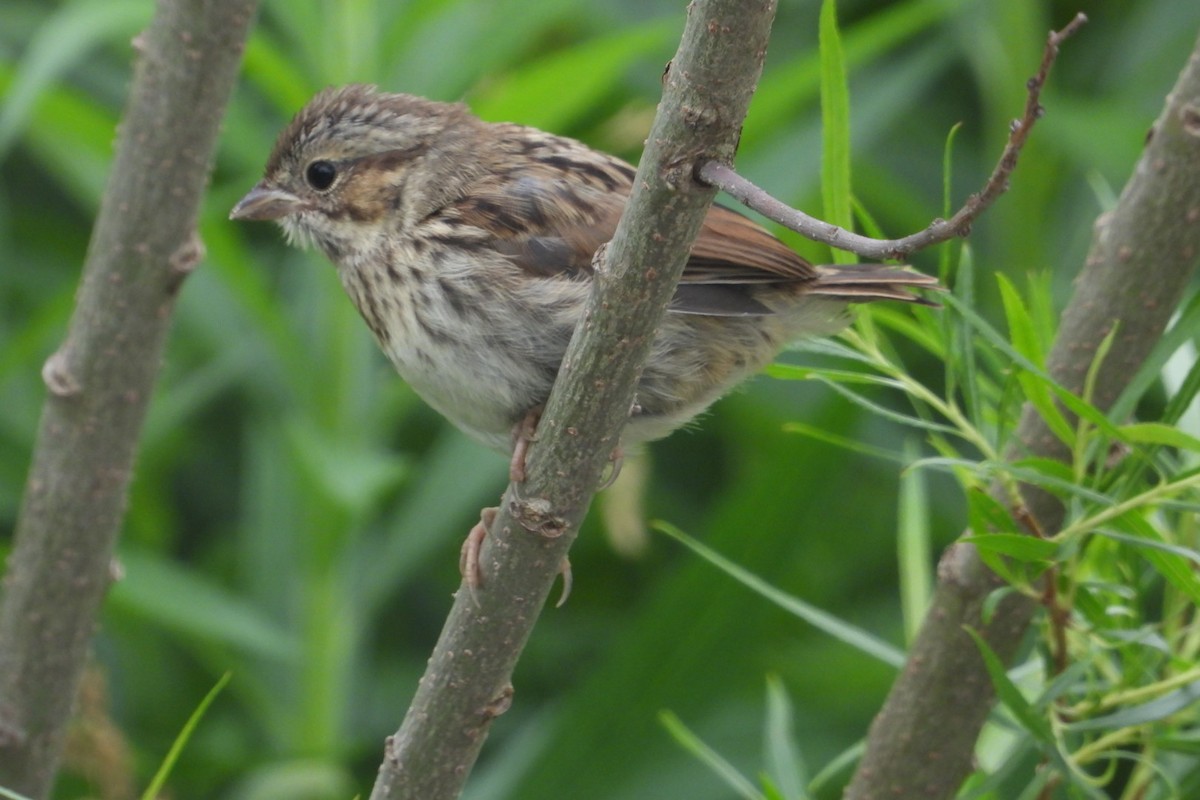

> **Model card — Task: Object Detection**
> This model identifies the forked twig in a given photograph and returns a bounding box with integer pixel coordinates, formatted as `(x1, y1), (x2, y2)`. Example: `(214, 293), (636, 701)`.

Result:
(698, 12), (1089, 261)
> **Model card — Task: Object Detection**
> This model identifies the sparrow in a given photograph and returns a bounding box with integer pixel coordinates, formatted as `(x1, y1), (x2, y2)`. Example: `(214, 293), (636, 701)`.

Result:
(231, 84), (937, 482)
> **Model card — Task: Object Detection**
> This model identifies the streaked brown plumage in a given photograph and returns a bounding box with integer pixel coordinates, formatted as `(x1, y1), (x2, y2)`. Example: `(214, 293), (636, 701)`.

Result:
(231, 84), (938, 460)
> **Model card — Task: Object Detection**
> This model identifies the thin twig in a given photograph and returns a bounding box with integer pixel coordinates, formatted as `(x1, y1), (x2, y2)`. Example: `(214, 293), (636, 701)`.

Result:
(699, 12), (1089, 262)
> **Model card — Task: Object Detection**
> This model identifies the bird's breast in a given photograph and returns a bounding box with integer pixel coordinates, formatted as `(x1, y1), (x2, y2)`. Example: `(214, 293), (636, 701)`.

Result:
(333, 242), (584, 448)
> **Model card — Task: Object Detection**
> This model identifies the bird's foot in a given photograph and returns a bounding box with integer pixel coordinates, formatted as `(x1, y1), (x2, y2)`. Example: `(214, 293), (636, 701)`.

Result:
(459, 506), (497, 597)
(459, 505), (573, 606)
(508, 406), (543, 483)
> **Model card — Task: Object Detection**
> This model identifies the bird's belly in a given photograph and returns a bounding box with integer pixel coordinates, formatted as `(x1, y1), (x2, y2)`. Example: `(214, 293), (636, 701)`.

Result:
(383, 336), (539, 451)
(362, 275), (579, 450)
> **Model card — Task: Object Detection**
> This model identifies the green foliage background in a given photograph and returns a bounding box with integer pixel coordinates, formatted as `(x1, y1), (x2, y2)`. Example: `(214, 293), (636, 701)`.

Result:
(1, 0), (1197, 798)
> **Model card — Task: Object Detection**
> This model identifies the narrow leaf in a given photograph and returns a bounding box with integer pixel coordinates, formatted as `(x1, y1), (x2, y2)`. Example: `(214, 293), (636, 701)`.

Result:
(1096, 528), (1200, 569)
(660, 711), (765, 800)
(807, 741), (865, 797)
(963, 629), (1054, 744)
(1110, 288), (1200, 422)
(966, 488), (1021, 535)
(813, 377), (962, 437)
(656, 522), (905, 667)
(782, 421), (906, 464)
(898, 440), (932, 644)
(996, 274), (1046, 365)
(1096, 525), (1200, 606)
(819, 0), (854, 263)
(764, 676), (809, 800)
(1161, 347), (1200, 427)
(1119, 422), (1200, 453)
(996, 276), (1074, 445)
(965, 533), (1058, 563)
(1065, 681), (1200, 732)
(140, 672), (232, 800)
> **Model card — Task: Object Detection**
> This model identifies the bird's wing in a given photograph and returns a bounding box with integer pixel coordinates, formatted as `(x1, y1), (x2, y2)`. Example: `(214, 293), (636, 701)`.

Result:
(436, 126), (819, 315)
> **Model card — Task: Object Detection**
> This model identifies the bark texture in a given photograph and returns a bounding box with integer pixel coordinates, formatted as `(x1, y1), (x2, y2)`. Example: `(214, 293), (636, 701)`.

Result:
(0, 2), (259, 795)
(366, 2), (780, 798)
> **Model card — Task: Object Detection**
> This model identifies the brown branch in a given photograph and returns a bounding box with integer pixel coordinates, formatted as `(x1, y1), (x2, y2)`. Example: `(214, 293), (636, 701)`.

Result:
(845, 24), (1200, 800)
(364, 2), (779, 798)
(0, 2), (259, 796)
(699, 12), (1089, 262)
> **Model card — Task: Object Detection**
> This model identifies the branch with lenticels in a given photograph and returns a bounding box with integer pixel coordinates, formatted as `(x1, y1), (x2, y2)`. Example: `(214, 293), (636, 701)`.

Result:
(698, 12), (1088, 261)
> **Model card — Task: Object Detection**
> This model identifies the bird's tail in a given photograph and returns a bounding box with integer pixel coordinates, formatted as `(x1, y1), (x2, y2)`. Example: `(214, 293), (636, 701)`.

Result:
(809, 264), (943, 306)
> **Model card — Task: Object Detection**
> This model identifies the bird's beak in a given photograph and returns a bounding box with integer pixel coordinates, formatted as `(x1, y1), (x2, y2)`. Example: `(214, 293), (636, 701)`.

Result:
(229, 184), (303, 221)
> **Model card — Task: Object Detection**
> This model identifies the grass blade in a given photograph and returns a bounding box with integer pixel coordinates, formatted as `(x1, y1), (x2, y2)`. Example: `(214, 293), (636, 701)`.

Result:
(763, 676), (809, 800)
(819, 0), (854, 263)
(898, 439), (932, 644)
(656, 522), (905, 668)
(140, 672), (232, 800)
(660, 711), (765, 800)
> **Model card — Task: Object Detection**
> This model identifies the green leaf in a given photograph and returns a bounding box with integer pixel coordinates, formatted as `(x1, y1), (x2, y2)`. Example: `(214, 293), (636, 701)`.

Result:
(469, 22), (675, 131)
(660, 711), (765, 800)
(761, 780), (787, 800)
(910, 457), (1116, 509)
(1110, 287), (1200, 422)
(807, 741), (865, 798)
(966, 488), (1021, 536)
(1065, 680), (1200, 732)
(241, 30), (322, 114)
(812, 377), (962, 438)
(819, 0), (854, 263)
(287, 418), (409, 517)
(1158, 730), (1200, 755)
(947, 244), (982, 423)
(995, 273), (1046, 366)
(1047, 383), (1124, 443)
(898, 440), (932, 644)
(110, 550), (296, 661)
(1003, 460), (1114, 507)
(764, 363), (904, 388)
(0, 73), (116, 207)
(941, 121), (963, 227)
(1082, 321), (1119, 408)
(963, 628), (1054, 744)
(1095, 524), (1200, 606)
(748, 0), (966, 144)
(975, 546), (1022, 589)
(763, 677), (809, 800)
(979, 586), (1019, 626)
(1096, 527), (1200, 569)
(140, 673), (232, 800)
(781, 421), (905, 464)
(786, 337), (880, 365)
(965, 533), (1058, 563)
(1008, 457), (1079, 485)
(655, 522), (905, 668)
(0, 0), (150, 159)
(996, 275), (1074, 446)
(866, 306), (946, 359)
(220, 760), (355, 799)
(1161, 344), (1200, 427)
(1119, 422), (1200, 453)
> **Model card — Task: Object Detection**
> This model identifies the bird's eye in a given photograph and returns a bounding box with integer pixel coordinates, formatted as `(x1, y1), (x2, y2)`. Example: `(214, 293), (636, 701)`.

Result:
(305, 160), (337, 191)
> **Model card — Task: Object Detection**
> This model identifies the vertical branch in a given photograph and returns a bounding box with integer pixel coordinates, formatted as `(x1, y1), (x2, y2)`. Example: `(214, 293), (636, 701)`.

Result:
(366, 2), (779, 798)
(0, 1), (259, 796)
(846, 27), (1200, 800)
